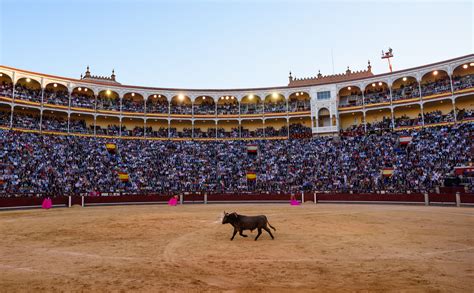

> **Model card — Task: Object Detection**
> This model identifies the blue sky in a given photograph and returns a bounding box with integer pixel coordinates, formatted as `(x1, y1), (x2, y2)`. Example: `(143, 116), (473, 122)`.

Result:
(1, 0), (472, 89)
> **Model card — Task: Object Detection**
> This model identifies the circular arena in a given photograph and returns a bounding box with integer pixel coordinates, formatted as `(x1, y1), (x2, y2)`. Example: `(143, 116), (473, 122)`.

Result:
(0, 54), (473, 291)
(0, 204), (473, 292)
(1, 1), (474, 287)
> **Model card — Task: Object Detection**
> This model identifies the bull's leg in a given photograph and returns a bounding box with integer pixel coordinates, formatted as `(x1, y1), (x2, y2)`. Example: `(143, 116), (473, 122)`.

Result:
(263, 226), (274, 239)
(255, 228), (262, 241)
(230, 228), (238, 241)
(239, 229), (248, 237)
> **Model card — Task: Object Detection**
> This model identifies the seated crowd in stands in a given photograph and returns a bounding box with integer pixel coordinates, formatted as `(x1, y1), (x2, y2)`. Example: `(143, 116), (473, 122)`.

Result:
(452, 74), (473, 91)
(339, 92), (363, 108)
(0, 82), (13, 98)
(194, 99), (215, 115)
(217, 103), (239, 115)
(265, 102), (287, 113)
(170, 103), (192, 115)
(0, 123), (471, 195)
(71, 93), (95, 109)
(96, 97), (120, 111)
(44, 89), (69, 106)
(289, 100), (310, 112)
(241, 103), (264, 114)
(122, 99), (144, 112)
(392, 82), (420, 101)
(217, 127), (239, 138)
(421, 78), (451, 96)
(364, 87), (390, 104)
(14, 85), (42, 103)
(146, 99), (169, 114)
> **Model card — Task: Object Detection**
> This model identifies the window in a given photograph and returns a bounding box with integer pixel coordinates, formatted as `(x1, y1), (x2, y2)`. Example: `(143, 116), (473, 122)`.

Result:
(317, 91), (331, 100)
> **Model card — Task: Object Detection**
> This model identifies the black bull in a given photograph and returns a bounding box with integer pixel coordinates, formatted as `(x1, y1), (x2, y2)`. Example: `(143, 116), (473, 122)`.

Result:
(222, 212), (276, 241)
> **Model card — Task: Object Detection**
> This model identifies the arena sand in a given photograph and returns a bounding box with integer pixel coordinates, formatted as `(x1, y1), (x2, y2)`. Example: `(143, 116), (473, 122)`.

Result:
(0, 204), (472, 292)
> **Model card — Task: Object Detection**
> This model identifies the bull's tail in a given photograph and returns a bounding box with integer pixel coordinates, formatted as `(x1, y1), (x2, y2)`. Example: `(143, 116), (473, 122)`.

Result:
(267, 221), (276, 231)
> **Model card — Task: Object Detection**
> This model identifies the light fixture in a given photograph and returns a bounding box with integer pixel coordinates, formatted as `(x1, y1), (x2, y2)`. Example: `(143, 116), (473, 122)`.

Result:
(433, 71), (438, 76)
(372, 83), (376, 87)
(378, 82), (382, 86)
(78, 87), (82, 91)
(249, 94), (254, 100)
(272, 92), (278, 98)
(53, 83), (57, 88)
(300, 92), (304, 95)
(131, 93), (135, 97)
(0, 73), (2, 77)
(231, 96), (234, 100)
(106, 90), (111, 95)
(178, 94), (185, 101)
(296, 93), (299, 96)
(348, 87), (351, 90)
(403, 77), (407, 82)
(153, 94), (157, 98)
(202, 96), (206, 100)
(26, 78), (31, 83)
(84, 88), (88, 92)
(470, 63), (474, 67)
(463, 64), (468, 69)
(225, 96), (229, 100)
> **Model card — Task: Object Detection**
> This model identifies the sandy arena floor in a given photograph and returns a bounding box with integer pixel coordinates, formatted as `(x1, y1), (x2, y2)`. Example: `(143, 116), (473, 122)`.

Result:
(0, 203), (473, 292)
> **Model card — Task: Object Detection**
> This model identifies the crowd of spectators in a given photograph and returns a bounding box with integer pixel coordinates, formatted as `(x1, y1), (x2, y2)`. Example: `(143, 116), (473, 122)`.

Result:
(421, 78), (451, 96)
(364, 87), (391, 104)
(264, 101), (287, 113)
(71, 93), (95, 109)
(392, 82), (420, 101)
(170, 103), (192, 115)
(194, 99), (216, 115)
(217, 102), (239, 115)
(44, 89), (69, 106)
(0, 82), (13, 98)
(395, 115), (423, 127)
(96, 97), (120, 111)
(1, 123), (471, 196)
(289, 100), (311, 112)
(456, 108), (474, 121)
(241, 103), (264, 114)
(423, 110), (455, 124)
(289, 123), (312, 138)
(146, 99), (169, 114)
(146, 127), (168, 138)
(122, 99), (144, 112)
(217, 127), (239, 138)
(339, 93), (363, 108)
(12, 112), (40, 129)
(14, 85), (42, 103)
(453, 74), (473, 91)
(41, 115), (68, 132)
(69, 119), (93, 134)
(0, 110), (10, 126)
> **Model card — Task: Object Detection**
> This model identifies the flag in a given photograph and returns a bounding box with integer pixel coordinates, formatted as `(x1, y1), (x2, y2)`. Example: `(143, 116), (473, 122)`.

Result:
(118, 171), (129, 182)
(399, 136), (412, 145)
(106, 143), (117, 154)
(247, 144), (258, 155)
(381, 167), (394, 177)
(246, 171), (257, 180)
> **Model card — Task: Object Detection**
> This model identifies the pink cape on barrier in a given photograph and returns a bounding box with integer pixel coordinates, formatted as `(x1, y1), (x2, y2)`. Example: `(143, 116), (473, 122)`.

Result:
(290, 199), (300, 206)
(42, 198), (52, 209)
(168, 197), (178, 206)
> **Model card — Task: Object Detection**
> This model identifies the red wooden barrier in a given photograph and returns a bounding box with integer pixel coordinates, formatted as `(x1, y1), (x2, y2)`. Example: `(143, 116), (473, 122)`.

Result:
(316, 193), (425, 203)
(0, 196), (68, 208)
